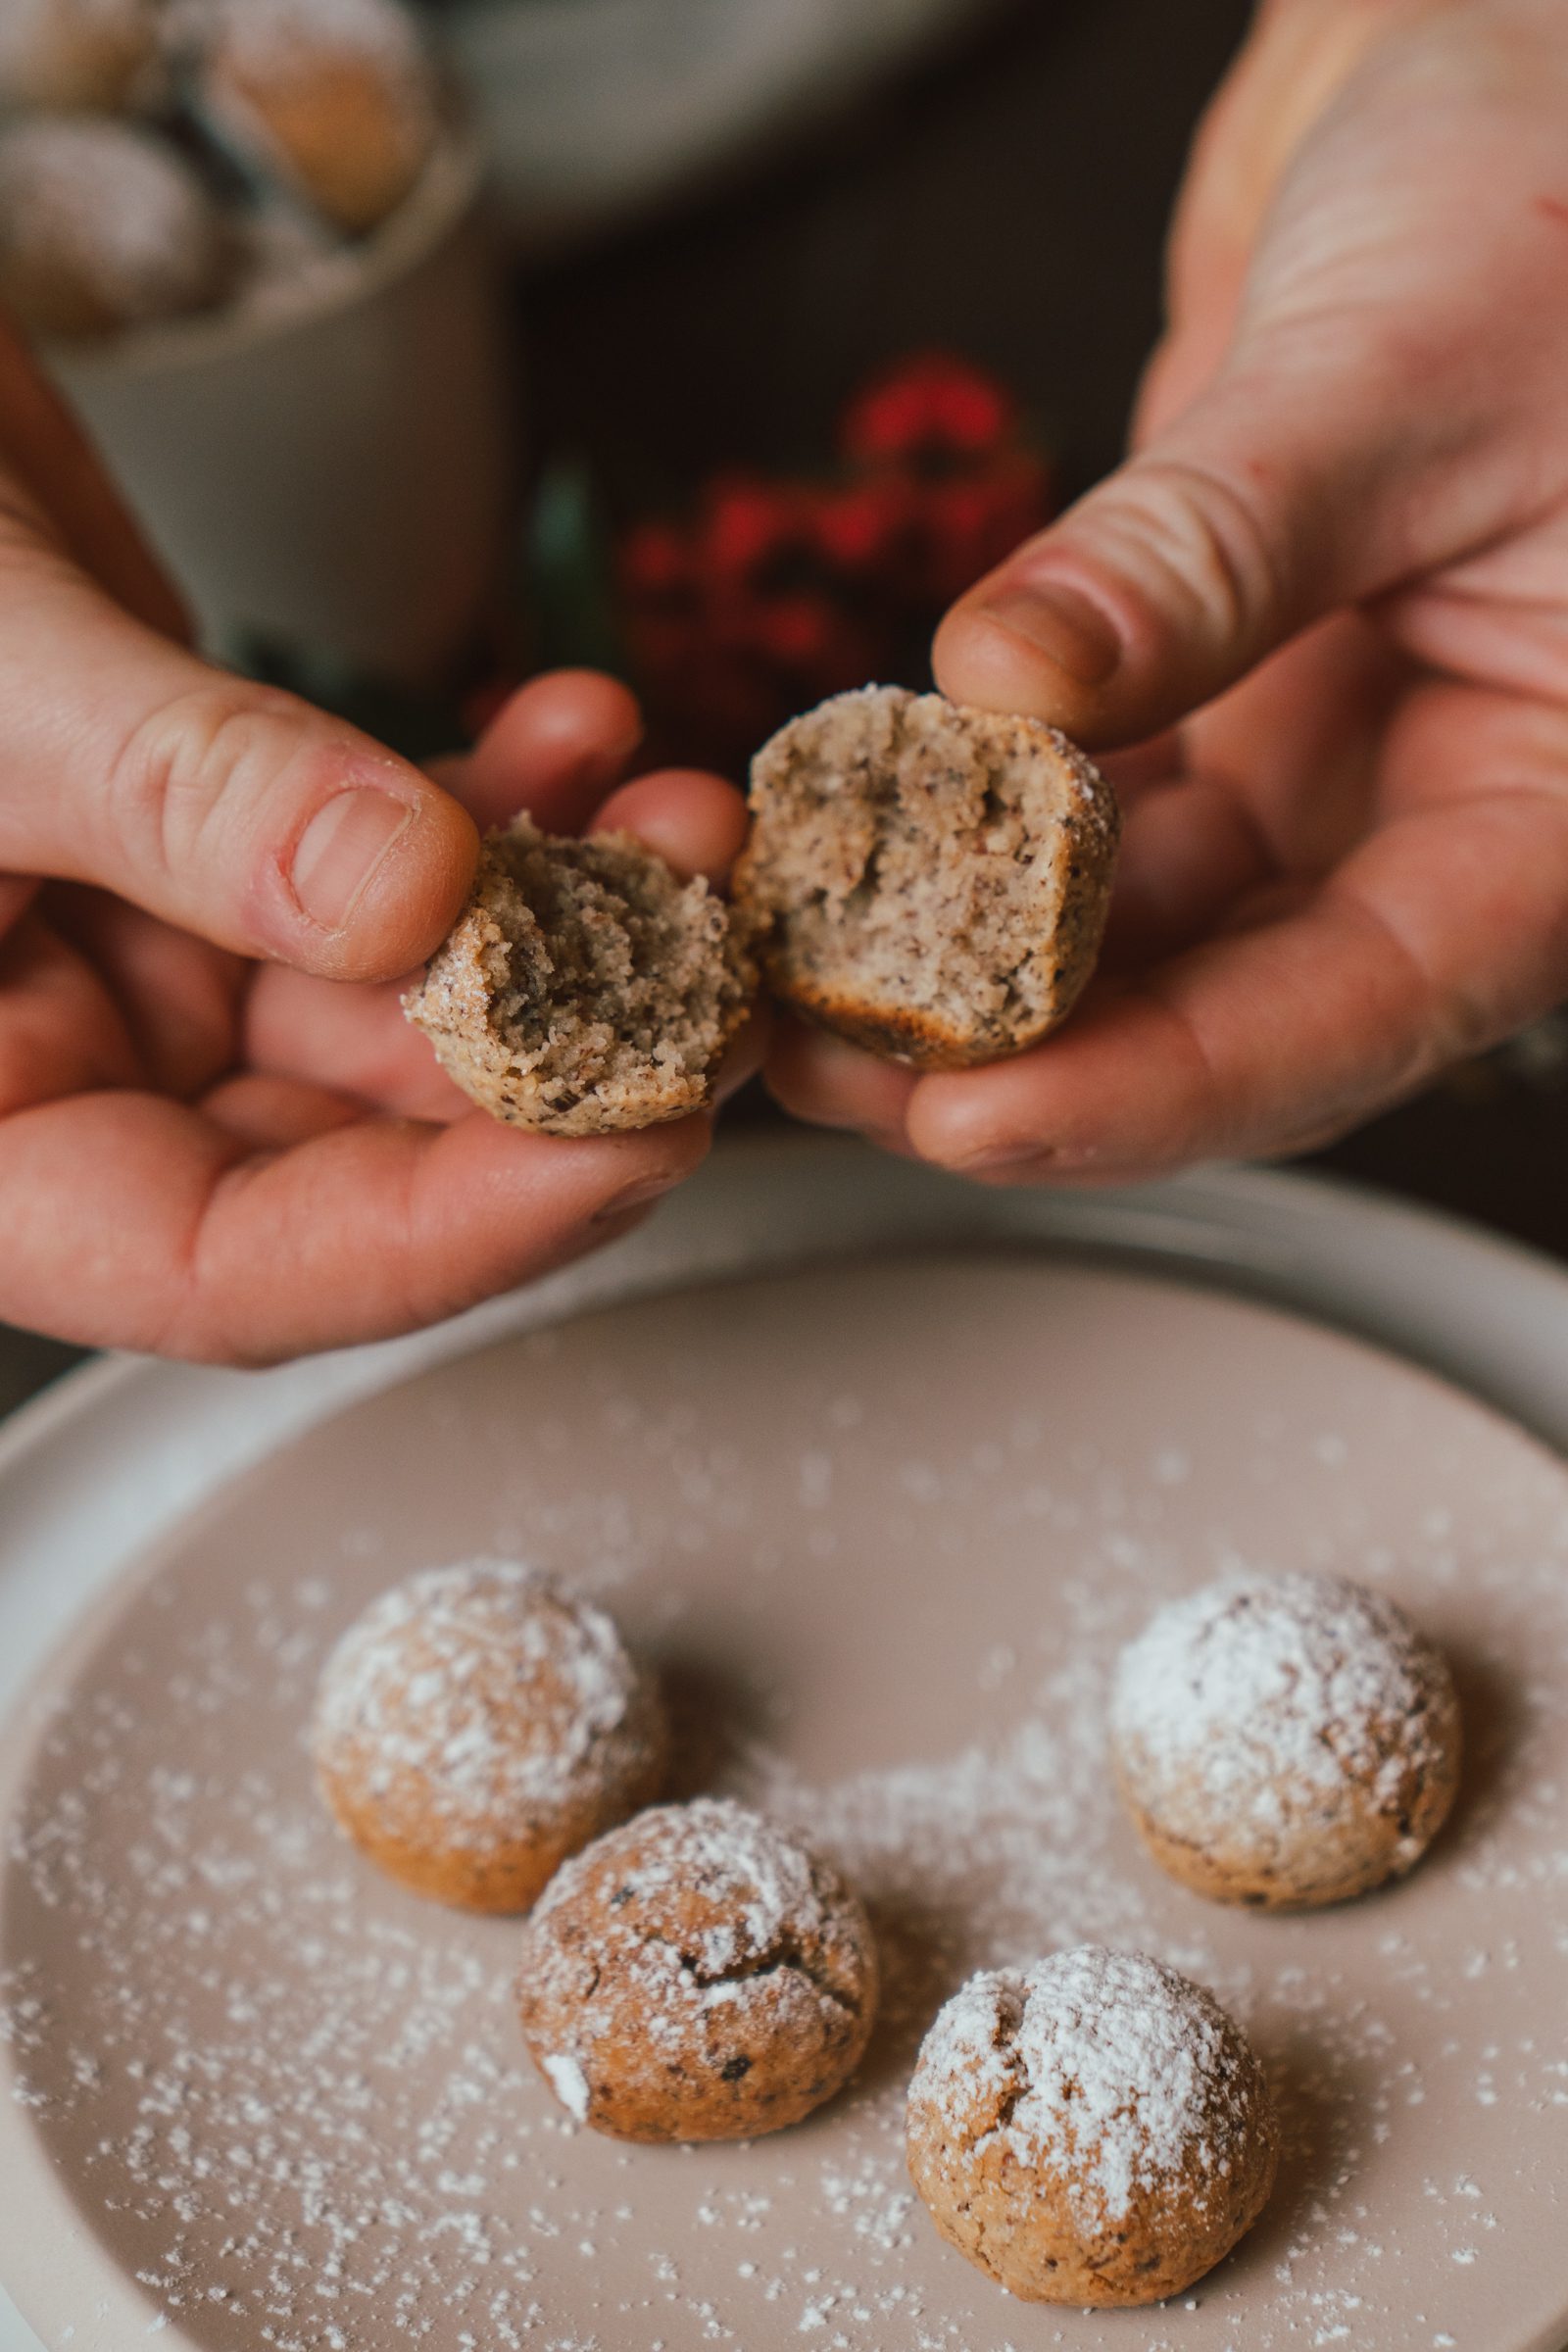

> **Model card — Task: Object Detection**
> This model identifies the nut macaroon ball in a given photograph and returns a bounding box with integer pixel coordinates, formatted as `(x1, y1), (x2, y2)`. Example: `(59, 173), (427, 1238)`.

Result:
(1111, 1569), (1461, 1910)
(731, 684), (1119, 1069)
(403, 816), (758, 1137)
(517, 1798), (879, 2141)
(196, 0), (440, 235)
(906, 1946), (1278, 2307)
(0, 116), (231, 342)
(0, 0), (161, 113)
(313, 1560), (668, 1913)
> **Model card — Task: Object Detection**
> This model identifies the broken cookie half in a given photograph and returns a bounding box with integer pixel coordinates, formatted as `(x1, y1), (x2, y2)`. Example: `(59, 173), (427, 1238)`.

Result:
(403, 818), (758, 1137)
(732, 685), (1120, 1070)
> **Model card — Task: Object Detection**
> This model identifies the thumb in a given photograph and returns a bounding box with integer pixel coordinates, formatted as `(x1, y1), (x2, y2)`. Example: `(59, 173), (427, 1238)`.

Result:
(0, 533), (477, 981)
(932, 339), (1444, 749)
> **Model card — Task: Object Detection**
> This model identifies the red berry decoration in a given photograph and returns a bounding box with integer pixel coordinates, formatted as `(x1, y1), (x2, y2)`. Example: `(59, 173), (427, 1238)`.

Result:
(839, 350), (1018, 468)
(614, 351), (1056, 770)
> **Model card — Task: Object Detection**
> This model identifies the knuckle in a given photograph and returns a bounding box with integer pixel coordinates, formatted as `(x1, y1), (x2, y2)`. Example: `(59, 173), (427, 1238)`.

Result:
(1091, 455), (1290, 657)
(105, 681), (302, 899)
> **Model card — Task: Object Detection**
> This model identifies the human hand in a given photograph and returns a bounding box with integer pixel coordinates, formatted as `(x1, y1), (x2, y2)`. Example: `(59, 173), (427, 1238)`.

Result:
(771, 0), (1568, 1182)
(0, 318), (748, 1361)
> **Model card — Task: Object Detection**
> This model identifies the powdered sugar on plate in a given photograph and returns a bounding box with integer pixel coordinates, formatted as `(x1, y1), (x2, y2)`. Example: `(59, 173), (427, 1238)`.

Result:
(4, 1255), (1568, 2351)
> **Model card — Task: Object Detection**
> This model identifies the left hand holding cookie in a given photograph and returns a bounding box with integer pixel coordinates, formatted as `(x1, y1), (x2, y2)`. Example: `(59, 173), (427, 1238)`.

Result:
(0, 309), (748, 1361)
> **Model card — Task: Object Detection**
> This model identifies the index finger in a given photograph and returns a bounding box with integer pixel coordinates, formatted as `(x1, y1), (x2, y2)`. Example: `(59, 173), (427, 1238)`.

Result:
(434, 671), (748, 883)
(434, 670), (645, 834)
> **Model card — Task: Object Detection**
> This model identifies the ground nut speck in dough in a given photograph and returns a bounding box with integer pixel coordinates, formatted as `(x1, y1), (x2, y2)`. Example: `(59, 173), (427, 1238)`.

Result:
(312, 1560), (667, 1912)
(516, 1798), (879, 2141)
(906, 1946), (1279, 2306)
(1111, 1569), (1462, 1909)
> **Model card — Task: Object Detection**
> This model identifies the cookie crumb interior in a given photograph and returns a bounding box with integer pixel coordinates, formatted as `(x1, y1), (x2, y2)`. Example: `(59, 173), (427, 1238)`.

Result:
(405, 819), (756, 1136)
(737, 686), (1117, 1067)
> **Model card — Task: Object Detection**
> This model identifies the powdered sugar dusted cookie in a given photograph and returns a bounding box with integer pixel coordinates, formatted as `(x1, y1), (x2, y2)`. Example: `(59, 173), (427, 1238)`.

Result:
(516, 1798), (878, 2141)
(404, 816), (758, 1137)
(906, 1945), (1277, 2306)
(0, 117), (230, 341)
(1111, 1569), (1461, 1909)
(195, 0), (440, 234)
(0, 0), (161, 112)
(732, 685), (1118, 1068)
(313, 1561), (667, 1913)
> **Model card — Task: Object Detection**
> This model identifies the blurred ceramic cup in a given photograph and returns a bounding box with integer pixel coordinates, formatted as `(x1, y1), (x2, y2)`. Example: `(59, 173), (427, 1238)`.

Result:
(43, 124), (514, 682)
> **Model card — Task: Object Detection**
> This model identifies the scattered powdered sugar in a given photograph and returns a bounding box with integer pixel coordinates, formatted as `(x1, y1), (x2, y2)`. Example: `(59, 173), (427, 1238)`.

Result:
(1110, 1569), (1446, 1831)
(313, 1559), (646, 1840)
(910, 1948), (1256, 2221)
(543, 2052), (590, 2125)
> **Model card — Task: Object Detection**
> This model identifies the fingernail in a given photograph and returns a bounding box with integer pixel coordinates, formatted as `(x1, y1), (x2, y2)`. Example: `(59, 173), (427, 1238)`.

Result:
(291, 790), (415, 932)
(977, 580), (1121, 687)
(949, 1142), (1057, 1177)
(592, 1168), (681, 1225)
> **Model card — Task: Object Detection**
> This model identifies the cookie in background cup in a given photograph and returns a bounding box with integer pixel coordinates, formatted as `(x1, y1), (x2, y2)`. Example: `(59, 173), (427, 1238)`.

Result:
(194, 0), (441, 234)
(0, 116), (232, 340)
(0, 0), (162, 114)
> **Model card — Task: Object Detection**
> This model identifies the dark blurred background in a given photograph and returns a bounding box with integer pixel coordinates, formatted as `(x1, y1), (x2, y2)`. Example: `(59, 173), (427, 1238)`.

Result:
(519, 0), (1251, 507)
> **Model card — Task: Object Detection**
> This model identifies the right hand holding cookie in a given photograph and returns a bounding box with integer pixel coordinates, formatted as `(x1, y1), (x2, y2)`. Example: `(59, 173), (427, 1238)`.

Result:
(0, 315), (748, 1362)
(771, 0), (1568, 1183)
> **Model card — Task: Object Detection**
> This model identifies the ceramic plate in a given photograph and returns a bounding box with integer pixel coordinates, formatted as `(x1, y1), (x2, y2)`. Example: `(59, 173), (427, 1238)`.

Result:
(2, 1139), (1567, 2352)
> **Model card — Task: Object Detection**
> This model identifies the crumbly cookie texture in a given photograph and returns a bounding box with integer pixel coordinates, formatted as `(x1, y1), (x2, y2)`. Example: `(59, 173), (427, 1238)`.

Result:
(906, 1945), (1278, 2307)
(516, 1798), (879, 2142)
(313, 1560), (667, 1914)
(1111, 1569), (1461, 1909)
(731, 684), (1119, 1069)
(403, 817), (759, 1138)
